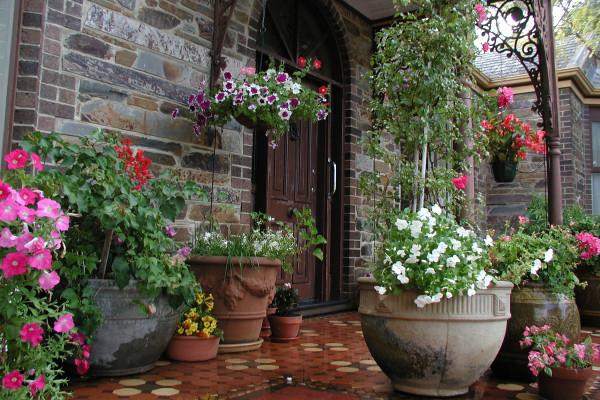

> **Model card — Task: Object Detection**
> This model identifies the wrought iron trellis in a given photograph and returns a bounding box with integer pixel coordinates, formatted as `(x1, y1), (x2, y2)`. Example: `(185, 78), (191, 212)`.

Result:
(478, 0), (563, 225)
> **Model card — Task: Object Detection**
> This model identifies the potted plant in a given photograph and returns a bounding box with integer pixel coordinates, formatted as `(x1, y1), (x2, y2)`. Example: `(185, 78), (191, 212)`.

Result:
(0, 155), (91, 398)
(268, 283), (302, 343)
(186, 210), (325, 352)
(14, 130), (206, 376)
(520, 325), (599, 400)
(164, 284), (223, 362)
(489, 220), (599, 380)
(479, 87), (547, 182)
(174, 58), (330, 145)
(358, 205), (513, 396)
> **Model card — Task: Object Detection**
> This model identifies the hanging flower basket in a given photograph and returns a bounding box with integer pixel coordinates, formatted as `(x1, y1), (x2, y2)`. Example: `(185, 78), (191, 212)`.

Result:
(235, 113), (272, 131)
(491, 160), (518, 183)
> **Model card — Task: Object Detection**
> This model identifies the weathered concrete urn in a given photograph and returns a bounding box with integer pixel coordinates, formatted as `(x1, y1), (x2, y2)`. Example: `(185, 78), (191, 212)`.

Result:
(358, 277), (513, 397)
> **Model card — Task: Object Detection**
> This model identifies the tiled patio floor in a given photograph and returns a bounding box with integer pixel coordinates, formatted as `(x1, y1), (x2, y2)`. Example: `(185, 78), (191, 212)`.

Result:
(65, 312), (600, 399)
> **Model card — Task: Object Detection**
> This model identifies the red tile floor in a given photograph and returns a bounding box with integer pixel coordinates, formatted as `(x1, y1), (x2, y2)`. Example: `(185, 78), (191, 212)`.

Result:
(65, 312), (600, 399)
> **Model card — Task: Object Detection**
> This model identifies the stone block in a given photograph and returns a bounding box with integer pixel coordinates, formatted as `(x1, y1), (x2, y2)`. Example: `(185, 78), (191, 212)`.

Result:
(48, 0), (64, 11)
(182, 151), (230, 174)
(43, 54), (60, 70)
(133, 51), (189, 82)
(180, 0), (212, 17)
(59, 89), (77, 105)
(115, 50), (137, 67)
(47, 9), (82, 31)
(64, 33), (111, 59)
(159, 1), (193, 22)
(66, 1), (83, 17)
(144, 151), (176, 166)
(189, 204), (240, 224)
(116, 0), (136, 9)
(43, 38), (62, 56)
(80, 100), (195, 141)
(79, 79), (129, 102)
(178, 169), (229, 186)
(122, 135), (183, 155)
(138, 7), (181, 29)
(40, 84), (58, 100)
(57, 120), (97, 137)
(63, 52), (195, 104)
(85, 5), (210, 69)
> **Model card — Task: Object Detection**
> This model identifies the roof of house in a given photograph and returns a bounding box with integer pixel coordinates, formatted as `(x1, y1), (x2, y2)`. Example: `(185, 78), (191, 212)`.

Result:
(474, 36), (600, 89)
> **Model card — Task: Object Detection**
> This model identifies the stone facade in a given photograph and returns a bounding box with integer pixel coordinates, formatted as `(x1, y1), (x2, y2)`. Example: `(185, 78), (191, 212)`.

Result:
(10, 0), (374, 304)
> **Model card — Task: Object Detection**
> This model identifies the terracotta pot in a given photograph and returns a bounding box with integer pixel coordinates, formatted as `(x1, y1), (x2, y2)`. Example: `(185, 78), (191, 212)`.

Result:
(234, 114), (272, 131)
(186, 256), (280, 345)
(537, 366), (592, 400)
(164, 335), (220, 362)
(268, 314), (302, 343)
(262, 307), (277, 331)
(491, 160), (518, 182)
(575, 273), (600, 327)
(358, 277), (513, 397)
(491, 283), (580, 381)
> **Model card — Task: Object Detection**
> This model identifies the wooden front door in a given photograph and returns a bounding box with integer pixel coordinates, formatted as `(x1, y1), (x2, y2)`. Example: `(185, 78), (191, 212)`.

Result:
(265, 117), (324, 300)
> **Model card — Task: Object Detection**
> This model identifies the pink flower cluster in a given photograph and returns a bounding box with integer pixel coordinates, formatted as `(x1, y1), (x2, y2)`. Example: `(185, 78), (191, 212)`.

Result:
(452, 175), (468, 190)
(575, 232), (600, 260)
(520, 325), (599, 377)
(474, 4), (487, 24)
(497, 86), (514, 108)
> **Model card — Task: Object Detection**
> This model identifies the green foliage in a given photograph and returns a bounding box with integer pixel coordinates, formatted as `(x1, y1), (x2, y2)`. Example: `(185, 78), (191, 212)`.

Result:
(491, 222), (584, 297)
(362, 0), (488, 220)
(191, 209), (325, 274)
(556, 0), (600, 55)
(17, 130), (207, 341)
(272, 284), (301, 316)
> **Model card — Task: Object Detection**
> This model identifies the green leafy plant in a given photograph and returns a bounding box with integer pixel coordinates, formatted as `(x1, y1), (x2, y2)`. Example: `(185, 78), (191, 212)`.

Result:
(15, 130), (207, 343)
(271, 283), (301, 317)
(491, 222), (587, 297)
(190, 209), (326, 274)
(372, 205), (494, 307)
(175, 58), (330, 144)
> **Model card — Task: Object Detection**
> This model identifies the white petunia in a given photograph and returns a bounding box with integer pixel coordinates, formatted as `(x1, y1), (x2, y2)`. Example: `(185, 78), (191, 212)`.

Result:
(425, 267), (436, 274)
(374, 286), (387, 295)
(414, 295), (433, 308)
(398, 275), (409, 284)
(427, 251), (440, 263)
(531, 259), (542, 276)
(397, 249), (406, 257)
(484, 235), (494, 247)
(395, 219), (409, 230)
(432, 293), (444, 303)
(391, 261), (405, 275)
(426, 232), (437, 238)
(410, 220), (423, 238)
(446, 291), (453, 299)
(446, 255), (461, 268)
(467, 288), (477, 296)
(406, 254), (420, 264)
(384, 254), (393, 265)
(450, 238), (462, 251)
(417, 208), (432, 221)
(432, 204), (442, 215)
(437, 242), (448, 254)
(472, 242), (483, 254)
(410, 244), (422, 255)
(456, 227), (471, 238)
(544, 249), (554, 263)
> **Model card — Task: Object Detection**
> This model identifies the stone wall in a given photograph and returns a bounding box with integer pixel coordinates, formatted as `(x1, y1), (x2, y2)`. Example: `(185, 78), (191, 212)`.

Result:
(11, 0), (374, 303)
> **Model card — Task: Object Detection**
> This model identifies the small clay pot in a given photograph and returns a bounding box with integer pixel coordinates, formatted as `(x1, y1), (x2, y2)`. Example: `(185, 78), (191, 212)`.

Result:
(268, 314), (302, 343)
(537, 366), (592, 400)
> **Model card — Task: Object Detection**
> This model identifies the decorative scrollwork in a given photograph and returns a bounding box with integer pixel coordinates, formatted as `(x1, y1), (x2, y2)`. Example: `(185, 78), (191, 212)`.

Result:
(477, 0), (546, 126)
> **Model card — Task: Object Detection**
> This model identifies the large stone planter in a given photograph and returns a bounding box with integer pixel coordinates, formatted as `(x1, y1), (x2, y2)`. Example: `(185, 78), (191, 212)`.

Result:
(575, 273), (600, 327)
(358, 277), (513, 397)
(187, 256), (280, 351)
(84, 279), (180, 376)
(491, 283), (580, 381)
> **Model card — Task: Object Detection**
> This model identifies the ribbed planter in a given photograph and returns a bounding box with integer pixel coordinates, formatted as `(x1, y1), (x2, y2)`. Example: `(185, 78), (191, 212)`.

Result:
(537, 366), (592, 400)
(84, 279), (180, 376)
(358, 277), (513, 397)
(491, 160), (518, 182)
(186, 256), (280, 350)
(164, 335), (220, 362)
(268, 314), (302, 343)
(491, 283), (580, 381)
(575, 273), (600, 327)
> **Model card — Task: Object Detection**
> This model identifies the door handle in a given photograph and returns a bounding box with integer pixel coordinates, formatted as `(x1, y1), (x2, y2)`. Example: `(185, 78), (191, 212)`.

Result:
(287, 207), (299, 218)
(328, 157), (336, 199)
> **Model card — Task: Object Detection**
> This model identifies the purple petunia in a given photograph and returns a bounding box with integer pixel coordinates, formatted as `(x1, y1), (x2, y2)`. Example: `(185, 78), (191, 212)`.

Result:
(278, 109), (291, 120)
(249, 85), (259, 95)
(200, 99), (211, 110)
(276, 73), (289, 83)
(193, 124), (201, 136)
(195, 93), (204, 103)
(215, 92), (227, 103)
(223, 71), (232, 80)
(258, 98), (267, 106)
(188, 94), (195, 104)
(197, 114), (207, 127)
(267, 94), (279, 104)
(279, 102), (289, 110)
(188, 105), (196, 113)
(316, 110), (327, 120)
(290, 98), (300, 108)
(223, 81), (235, 92)
(172, 109), (179, 118)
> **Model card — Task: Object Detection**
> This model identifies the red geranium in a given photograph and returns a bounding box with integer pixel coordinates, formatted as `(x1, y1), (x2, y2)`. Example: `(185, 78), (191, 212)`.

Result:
(298, 57), (306, 66)
(115, 138), (152, 190)
(319, 86), (328, 95)
(313, 59), (321, 69)
(481, 114), (546, 162)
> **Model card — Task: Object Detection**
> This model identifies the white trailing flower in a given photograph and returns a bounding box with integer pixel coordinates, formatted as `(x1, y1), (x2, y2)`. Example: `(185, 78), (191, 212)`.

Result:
(544, 248), (554, 263)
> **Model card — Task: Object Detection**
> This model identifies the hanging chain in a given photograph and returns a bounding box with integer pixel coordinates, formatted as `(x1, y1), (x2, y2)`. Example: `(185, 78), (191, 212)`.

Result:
(258, 0), (267, 73)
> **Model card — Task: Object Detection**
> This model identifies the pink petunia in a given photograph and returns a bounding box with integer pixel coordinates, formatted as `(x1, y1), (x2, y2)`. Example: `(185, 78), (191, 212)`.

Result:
(36, 199), (61, 219)
(4, 149), (29, 170)
(68, 332), (86, 346)
(16, 232), (33, 252)
(245, 67), (255, 75)
(30, 154), (43, 171)
(74, 358), (90, 374)
(20, 323), (44, 347)
(17, 206), (36, 224)
(15, 188), (37, 206)
(1, 252), (28, 278)
(50, 230), (62, 249)
(82, 344), (92, 359)
(27, 375), (45, 396)
(29, 249), (52, 270)
(482, 42), (490, 53)
(497, 86), (514, 108)
(0, 180), (11, 201)
(0, 227), (17, 248)
(55, 214), (70, 231)
(39, 270), (60, 291)
(2, 370), (24, 390)
(53, 314), (75, 333)
(0, 199), (19, 222)
(177, 246), (192, 256)
(165, 226), (176, 237)
(452, 175), (469, 189)
(24, 237), (46, 253)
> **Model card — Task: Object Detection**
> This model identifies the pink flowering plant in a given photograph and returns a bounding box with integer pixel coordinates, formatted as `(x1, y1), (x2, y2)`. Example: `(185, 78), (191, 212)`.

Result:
(271, 283), (301, 317)
(174, 58), (330, 145)
(520, 325), (599, 377)
(0, 157), (91, 398)
(372, 205), (495, 308)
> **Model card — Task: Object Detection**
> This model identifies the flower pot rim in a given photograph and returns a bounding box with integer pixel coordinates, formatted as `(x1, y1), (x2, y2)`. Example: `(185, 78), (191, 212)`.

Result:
(357, 276), (514, 289)
(170, 334), (220, 340)
(186, 255), (282, 267)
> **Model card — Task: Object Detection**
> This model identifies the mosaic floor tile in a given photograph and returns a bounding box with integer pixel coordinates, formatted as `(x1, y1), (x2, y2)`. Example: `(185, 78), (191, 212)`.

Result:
(65, 312), (600, 400)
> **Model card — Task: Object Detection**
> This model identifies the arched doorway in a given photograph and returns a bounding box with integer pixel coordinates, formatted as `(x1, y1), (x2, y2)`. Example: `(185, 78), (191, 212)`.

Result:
(253, 0), (344, 304)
